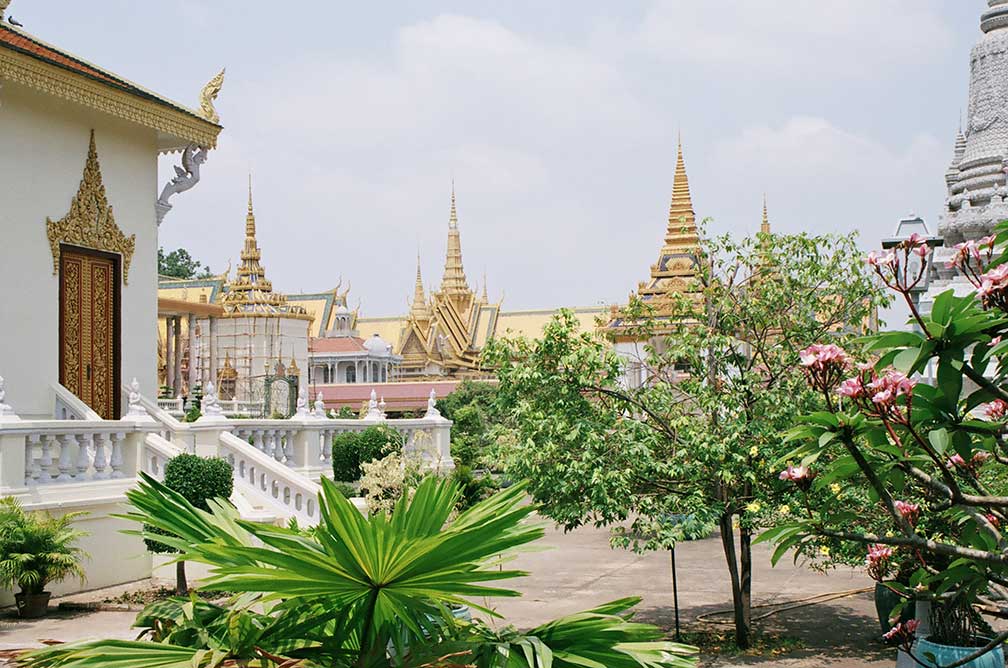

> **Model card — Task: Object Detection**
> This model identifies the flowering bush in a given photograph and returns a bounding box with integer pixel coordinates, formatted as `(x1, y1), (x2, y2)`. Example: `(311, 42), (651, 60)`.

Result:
(359, 451), (423, 516)
(760, 223), (1008, 655)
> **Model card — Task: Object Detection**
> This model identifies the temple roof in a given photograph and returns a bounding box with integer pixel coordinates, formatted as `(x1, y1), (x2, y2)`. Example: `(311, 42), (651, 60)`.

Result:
(440, 184), (471, 297)
(0, 22), (221, 150)
(218, 178), (311, 320)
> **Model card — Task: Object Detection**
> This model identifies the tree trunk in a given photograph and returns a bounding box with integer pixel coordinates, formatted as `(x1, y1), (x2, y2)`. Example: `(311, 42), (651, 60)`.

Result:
(176, 561), (188, 595)
(718, 511), (750, 649)
(740, 523), (753, 642)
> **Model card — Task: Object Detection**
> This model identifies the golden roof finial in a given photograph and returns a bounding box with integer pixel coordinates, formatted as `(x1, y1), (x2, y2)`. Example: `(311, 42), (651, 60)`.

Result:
(761, 194), (770, 235)
(481, 269), (488, 303)
(664, 137), (697, 247)
(410, 252), (430, 320)
(449, 179), (458, 229)
(199, 68), (225, 125)
(245, 173), (256, 237)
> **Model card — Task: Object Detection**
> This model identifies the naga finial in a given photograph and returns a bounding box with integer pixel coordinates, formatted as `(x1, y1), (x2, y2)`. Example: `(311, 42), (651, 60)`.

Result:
(199, 68), (225, 124)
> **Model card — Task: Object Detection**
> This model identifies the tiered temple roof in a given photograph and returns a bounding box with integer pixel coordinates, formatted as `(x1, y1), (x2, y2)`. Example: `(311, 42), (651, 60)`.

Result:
(218, 179), (310, 320)
(606, 139), (702, 337)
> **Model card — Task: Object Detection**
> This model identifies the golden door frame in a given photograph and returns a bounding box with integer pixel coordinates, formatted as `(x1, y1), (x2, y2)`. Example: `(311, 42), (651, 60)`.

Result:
(58, 243), (122, 419)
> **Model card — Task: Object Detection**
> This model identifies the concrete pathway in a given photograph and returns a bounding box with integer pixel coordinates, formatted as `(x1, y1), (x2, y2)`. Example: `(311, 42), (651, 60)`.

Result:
(0, 515), (895, 667)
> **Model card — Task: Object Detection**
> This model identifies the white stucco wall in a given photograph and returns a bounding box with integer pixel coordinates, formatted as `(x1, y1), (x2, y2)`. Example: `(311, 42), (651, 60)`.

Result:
(0, 81), (159, 418)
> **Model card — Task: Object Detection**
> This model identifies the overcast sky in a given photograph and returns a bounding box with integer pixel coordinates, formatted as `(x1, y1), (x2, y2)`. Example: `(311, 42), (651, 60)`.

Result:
(15, 1), (984, 316)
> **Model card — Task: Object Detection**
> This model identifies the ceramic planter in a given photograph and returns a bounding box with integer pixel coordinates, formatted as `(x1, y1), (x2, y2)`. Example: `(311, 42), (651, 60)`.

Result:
(910, 637), (1004, 668)
(15, 591), (51, 619)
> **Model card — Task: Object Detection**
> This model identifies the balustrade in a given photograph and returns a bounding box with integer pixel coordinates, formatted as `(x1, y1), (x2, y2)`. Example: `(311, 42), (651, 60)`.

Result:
(11, 424), (133, 488)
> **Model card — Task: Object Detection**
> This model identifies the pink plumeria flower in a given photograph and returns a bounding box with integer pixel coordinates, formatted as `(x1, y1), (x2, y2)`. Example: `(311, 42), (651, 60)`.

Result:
(947, 453), (966, 469)
(779, 465), (817, 492)
(894, 500), (921, 527)
(986, 513), (1001, 529)
(837, 377), (865, 399)
(985, 400), (1008, 420)
(992, 336), (1003, 346)
(865, 544), (895, 581)
(883, 620), (920, 648)
(913, 243), (929, 259)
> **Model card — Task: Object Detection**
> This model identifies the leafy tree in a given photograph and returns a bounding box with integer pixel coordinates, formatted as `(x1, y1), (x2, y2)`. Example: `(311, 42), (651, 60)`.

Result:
(437, 380), (507, 469)
(761, 225), (1008, 660)
(143, 454), (232, 594)
(22, 474), (698, 668)
(331, 425), (401, 481)
(484, 230), (884, 648)
(157, 247), (214, 279)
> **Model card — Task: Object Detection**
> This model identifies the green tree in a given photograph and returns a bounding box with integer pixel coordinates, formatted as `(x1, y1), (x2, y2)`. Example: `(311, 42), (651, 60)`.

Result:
(760, 226), (1008, 660)
(484, 230), (884, 649)
(331, 425), (401, 481)
(22, 474), (698, 668)
(144, 454), (232, 594)
(157, 247), (213, 279)
(437, 380), (506, 469)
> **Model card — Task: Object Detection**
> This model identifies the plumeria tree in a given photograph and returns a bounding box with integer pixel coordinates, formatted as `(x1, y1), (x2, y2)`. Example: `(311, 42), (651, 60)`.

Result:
(762, 227), (1008, 661)
(485, 229), (885, 649)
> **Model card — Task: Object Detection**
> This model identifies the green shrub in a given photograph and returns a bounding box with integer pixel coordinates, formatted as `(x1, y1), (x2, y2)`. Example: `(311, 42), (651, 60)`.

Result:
(333, 482), (357, 498)
(451, 465), (499, 511)
(331, 426), (401, 481)
(144, 454), (233, 593)
(0, 497), (88, 595)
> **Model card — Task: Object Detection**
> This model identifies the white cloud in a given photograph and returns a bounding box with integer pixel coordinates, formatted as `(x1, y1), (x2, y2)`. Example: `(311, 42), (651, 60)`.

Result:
(634, 1), (954, 77)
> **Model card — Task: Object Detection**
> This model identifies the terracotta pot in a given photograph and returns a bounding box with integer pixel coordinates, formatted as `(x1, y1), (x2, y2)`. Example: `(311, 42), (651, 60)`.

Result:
(15, 591), (51, 619)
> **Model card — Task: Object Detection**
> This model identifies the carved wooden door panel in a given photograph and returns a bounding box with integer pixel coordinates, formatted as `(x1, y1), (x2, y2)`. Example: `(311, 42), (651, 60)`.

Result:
(60, 246), (119, 419)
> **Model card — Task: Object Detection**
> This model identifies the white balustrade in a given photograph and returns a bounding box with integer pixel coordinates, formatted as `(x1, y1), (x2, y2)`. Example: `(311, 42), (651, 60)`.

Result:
(219, 431), (320, 524)
(143, 433), (183, 480)
(5, 422), (137, 489)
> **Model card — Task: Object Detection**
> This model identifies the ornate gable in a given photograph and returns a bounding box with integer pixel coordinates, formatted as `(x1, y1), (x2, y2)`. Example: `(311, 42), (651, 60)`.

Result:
(46, 130), (136, 284)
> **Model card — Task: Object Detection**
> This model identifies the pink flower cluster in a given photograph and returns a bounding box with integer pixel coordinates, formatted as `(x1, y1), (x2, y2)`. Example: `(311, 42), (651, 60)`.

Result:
(836, 366), (916, 423)
(867, 371), (916, 408)
(779, 465), (817, 492)
(894, 500), (920, 527)
(883, 619), (920, 649)
(865, 544), (894, 581)
(984, 399), (1008, 421)
(799, 344), (850, 393)
(947, 451), (992, 473)
(866, 234), (932, 293)
(986, 513), (1001, 529)
(978, 264), (1008, 310)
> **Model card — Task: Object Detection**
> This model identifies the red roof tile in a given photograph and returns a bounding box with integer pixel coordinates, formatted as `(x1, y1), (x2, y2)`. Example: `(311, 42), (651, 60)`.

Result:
(0, 24), (206, 122)
(310, 381), (464, 411)
(309, 337), (367, 353)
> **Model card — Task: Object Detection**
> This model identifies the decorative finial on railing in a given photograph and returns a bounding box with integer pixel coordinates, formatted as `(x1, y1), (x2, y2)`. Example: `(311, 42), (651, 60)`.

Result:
(197, 381), (226, 421)
(424, 389), (442, 420)
(125, 377), (147, 418)
(379, 396), (387, 420)
(294, 386), (309, 418)
(365, 389), (382, 421)
(313, 392), (327, 419)
(0, 375), (20, 422)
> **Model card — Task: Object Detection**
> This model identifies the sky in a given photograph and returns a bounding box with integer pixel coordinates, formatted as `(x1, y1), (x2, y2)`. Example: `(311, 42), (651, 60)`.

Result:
(12, 1), (985, 316)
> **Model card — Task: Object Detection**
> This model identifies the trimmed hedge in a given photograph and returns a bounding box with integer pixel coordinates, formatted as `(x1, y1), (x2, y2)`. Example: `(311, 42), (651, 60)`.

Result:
(144, 454), (233, 555)
(331, 426), (401, 482)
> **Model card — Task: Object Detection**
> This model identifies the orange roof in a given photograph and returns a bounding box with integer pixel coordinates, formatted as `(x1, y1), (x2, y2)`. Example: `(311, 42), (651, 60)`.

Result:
(309, 337), (366, 354)
(0, 23), (209, 123)
(310, 381), (464, 411)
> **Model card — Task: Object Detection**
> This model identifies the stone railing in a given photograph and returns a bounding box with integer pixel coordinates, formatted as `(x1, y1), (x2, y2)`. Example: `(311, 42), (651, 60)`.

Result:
(52, 383), (100, 420)
(142, 432), (184, 480)
(0, 419), (154, 494)
(156, 397), (184, 414)
(219, 431), (321, 525)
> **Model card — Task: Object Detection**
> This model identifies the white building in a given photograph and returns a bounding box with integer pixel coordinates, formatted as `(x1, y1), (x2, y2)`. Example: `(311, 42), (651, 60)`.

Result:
(309, 303), (402, 385)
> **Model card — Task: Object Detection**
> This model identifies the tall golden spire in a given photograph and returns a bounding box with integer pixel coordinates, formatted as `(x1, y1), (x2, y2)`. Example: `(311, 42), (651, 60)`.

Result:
(440, 182), (471, 297)
(663, 139), (699, 251)
(481, 269), (489, 303)
(761, 194), (770, 235)
(410, 253), (430, 321)
(245, 173), (256, 237)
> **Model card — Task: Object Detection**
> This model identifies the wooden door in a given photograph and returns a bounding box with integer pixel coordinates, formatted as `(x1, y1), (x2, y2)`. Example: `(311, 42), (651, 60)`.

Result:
(59, 245), (120, 419)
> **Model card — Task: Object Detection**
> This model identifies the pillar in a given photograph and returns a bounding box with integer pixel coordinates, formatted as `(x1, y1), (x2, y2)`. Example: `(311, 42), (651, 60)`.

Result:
(208, 316), (218, 387)
(165, 317), (174, 393)
(187, 314), (197, 391)
(173, 317), (183, 396)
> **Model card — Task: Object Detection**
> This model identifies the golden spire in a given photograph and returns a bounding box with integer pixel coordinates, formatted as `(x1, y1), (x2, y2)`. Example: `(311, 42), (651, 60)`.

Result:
(664, 138), (697, 248)
(440, 182), (471, 297)
(481, 270), (489, 303)
(245, 173), (256, 237)
(410, 253), (430, 320)
(761, 194), (770, 235)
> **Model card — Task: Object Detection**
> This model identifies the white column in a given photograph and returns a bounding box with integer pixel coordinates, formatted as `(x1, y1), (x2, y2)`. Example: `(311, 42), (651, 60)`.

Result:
(165, 316), (174, 392)
(173, 317), (183, 395)
(208, 316), (218, 387)
(187, 314), (197, 391)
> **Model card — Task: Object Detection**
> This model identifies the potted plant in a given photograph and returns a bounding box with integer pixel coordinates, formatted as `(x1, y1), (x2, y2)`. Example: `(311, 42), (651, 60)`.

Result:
(887, 593), (1004, 668)
(0, 497), (88, 618)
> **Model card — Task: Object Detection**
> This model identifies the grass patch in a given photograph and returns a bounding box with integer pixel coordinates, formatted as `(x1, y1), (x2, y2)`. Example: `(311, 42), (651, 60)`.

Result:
(678, 627), (803, 659)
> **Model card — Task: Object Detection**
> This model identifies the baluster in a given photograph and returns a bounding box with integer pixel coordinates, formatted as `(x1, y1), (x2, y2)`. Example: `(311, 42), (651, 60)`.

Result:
(75, 433), (92, 480)
(57, 433), (75, 481)
(322, 430), (333, 467)
(253, 431), (265, 454)
(39, 434), (54, 483)
(92, 433), (109, 479)
(265, 430), (277, 459)
(283, 430), (294, 467)
(109, 432), (125, 479)
(25, 434), (41, 486)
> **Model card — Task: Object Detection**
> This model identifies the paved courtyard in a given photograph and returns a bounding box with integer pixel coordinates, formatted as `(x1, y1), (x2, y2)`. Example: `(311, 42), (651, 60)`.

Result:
(1, 516), (894, 667)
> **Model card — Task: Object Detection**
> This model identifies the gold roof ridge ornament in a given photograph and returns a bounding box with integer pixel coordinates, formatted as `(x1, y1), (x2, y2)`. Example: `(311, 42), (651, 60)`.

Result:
(199, 68), (225, 125)
(47, 130), (136, 284)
